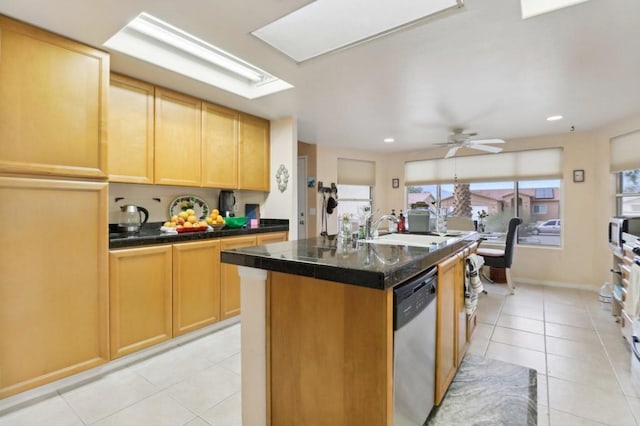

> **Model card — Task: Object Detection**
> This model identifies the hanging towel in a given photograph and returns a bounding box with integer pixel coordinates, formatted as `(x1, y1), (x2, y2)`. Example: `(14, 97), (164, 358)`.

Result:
(464, 254), (485, 315)
(629, 264), (640, 319)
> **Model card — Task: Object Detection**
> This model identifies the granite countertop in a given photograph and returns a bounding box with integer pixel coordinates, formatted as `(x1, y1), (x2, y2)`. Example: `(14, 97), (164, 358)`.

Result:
(221, 232), (481, 290)
(109, 219), (289, 249)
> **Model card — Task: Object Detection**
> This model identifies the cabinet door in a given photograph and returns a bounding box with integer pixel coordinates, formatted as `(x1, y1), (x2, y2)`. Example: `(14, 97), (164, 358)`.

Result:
(109, 245), (173, 359)
(238, 113), (270, 191)
(454, 252), (467, 366)
(108, 74), (154, 183)
(0, 177), (109, 398)
(256, 232), (288, 245)
(0, 15), (109, 178)
(202, 102), (239, 189)
(220, 235), (257, 319)
(435, 254), (459, 405)
(173, 240), (221, 336)
(155, 88), (202, 186)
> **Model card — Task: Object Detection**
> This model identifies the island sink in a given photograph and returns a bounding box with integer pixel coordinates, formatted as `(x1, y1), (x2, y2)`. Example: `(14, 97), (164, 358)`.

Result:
(363, 233), (452, 247)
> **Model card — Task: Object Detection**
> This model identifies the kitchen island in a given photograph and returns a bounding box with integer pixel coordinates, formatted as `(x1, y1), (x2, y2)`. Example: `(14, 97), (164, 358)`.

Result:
(221, 232), (480, 426)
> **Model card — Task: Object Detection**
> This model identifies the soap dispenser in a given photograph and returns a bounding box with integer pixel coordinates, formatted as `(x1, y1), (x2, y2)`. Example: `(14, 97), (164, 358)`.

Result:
(398, 210), (406, 233)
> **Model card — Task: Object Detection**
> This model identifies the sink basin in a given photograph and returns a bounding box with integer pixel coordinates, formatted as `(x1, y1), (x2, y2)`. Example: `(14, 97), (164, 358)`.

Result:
(363, 233), (451, 247)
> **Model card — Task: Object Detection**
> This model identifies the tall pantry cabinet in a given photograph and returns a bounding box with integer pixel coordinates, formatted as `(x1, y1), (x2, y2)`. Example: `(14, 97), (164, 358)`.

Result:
(0, 15), (110, 398)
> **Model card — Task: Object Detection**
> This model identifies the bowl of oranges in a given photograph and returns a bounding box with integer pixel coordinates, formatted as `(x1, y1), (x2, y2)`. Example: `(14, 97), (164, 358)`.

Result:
(205, 209), (226, 230)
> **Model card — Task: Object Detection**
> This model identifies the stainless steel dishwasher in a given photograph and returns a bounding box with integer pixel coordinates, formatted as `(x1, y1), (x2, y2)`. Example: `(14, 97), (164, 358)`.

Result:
(393, 266), (437, 426)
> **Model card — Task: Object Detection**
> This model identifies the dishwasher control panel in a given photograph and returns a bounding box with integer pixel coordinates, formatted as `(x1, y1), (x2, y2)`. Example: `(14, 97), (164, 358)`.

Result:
(393, 268), (437, 330)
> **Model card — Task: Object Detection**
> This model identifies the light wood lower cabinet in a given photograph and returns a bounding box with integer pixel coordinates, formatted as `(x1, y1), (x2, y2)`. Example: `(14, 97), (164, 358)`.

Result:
(220, 236), (257, 319)
(256, 231), (288, 245)
(0, 177), (109, 398)
(173, 240), (221, 336)
(109, 246), (173, 359)
(435, 252), (464, 405)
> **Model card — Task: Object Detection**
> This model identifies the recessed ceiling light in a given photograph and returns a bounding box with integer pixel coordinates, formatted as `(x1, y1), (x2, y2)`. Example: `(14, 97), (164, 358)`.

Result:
(104, 12), (293, 99)
(384, 138), (395, 143)
(253, 0), (464, 63)
(546, 115), (563, 121)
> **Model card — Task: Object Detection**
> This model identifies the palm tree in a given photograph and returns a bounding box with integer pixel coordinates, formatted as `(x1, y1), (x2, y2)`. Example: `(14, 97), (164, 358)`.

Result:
(453, 183), (472, 217)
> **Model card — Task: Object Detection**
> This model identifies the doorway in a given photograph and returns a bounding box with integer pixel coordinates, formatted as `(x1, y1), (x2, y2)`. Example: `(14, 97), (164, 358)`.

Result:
(297, 156), (307, 239)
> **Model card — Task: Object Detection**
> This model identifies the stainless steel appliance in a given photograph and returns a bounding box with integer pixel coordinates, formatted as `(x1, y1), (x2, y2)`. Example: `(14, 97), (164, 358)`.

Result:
(407, 209), (431, 233)
(218, 190), (236, 217)
(609, 217), (640, 251)
(393, 267), (437, 426)
(118, 204), (149, 233)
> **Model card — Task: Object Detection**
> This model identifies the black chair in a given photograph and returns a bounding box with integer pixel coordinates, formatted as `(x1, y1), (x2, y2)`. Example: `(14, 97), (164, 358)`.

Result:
(477, 217), (523, 295)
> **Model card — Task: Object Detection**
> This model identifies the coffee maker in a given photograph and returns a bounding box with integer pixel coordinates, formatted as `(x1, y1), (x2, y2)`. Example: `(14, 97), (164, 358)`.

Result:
(218, 190), (236, 217)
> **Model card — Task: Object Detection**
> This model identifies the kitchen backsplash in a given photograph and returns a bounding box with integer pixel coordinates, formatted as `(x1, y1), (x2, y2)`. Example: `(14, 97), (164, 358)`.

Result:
(108, 183), (267, 224)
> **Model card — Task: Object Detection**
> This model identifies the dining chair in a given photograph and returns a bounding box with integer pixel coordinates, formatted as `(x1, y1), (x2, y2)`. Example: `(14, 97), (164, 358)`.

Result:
(477, 217), (523, 295)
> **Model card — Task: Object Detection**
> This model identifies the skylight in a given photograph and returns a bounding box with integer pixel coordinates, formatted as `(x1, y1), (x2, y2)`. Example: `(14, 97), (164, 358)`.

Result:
(521, 0), (591, 19)
(104, 13), (293, 99)
(252, 0), (463, 63)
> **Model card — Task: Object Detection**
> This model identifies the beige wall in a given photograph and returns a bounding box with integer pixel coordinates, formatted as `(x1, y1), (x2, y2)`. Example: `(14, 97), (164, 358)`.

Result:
(313, 113), (640, 290)
(298, 141), (318, 238)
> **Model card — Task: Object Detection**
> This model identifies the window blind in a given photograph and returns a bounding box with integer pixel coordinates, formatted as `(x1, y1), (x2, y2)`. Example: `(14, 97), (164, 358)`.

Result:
(610, 130), (640, 172)
(404, 148), (563, 185)
(337, 158), (375, 186)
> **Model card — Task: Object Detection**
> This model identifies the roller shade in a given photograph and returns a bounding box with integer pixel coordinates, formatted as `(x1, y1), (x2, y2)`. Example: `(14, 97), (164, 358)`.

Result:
(405, 148), (563, 185)
(610, 130), (640, 172)
(337, 158), (375, 186)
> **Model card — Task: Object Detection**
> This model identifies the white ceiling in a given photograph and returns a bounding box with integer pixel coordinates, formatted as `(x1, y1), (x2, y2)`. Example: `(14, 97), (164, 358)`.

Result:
(1, 0), (639, 153)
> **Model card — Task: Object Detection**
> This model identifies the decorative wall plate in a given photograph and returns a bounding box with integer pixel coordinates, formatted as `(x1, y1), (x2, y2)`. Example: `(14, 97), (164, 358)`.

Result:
(168, 195), (209, 219)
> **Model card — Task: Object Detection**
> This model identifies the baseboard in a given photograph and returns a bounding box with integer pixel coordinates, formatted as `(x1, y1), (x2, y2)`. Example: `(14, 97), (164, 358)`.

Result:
(0, 317), (241, 415)
(514, 277), (600, 293)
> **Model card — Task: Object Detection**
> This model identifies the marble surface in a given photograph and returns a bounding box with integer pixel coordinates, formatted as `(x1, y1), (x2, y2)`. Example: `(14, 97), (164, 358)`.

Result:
(427, 354), (537, 426)
(221, 233), (480, 290)
(109, 219), (289, 249)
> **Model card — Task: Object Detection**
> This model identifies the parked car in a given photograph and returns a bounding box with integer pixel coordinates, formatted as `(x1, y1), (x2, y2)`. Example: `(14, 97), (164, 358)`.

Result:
(533, 219), (561, 234)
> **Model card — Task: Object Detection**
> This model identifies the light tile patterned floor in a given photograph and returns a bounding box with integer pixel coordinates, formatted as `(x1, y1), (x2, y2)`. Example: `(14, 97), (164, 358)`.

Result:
(1, 282), (639, 425)
(470, 282), (640, 426)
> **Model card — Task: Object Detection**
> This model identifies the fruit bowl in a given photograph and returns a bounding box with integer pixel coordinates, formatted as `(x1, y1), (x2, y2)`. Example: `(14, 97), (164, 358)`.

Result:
(176, 226), (209, 233)
(210, 223), (225, 230)
(224, 216), (248, 229)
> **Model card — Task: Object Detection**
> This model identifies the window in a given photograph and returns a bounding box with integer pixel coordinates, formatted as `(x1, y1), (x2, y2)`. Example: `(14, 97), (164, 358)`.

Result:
(532, 205), (548, 214)
(616, 169), (640, 216)
(406, 178), (562, 247)
(336, 184), (372, 225)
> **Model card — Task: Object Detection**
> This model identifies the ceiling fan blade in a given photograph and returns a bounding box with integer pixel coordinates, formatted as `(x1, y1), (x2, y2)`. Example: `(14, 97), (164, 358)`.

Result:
(469, 144), (503, 154)
(445, 146), (461, 158)
(469, 138), (505, 145)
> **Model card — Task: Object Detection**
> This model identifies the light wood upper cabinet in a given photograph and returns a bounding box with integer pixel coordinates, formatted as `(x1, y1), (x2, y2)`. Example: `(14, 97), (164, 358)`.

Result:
(202, 102), (239, 189)
(108, 74), (155, 183)
(173, 240), (221, 336)
(0, 15), (109, 178)
(0, 177), (109, 398)
(238, 113), (270, 191)
(109, 245), (173, 359)
(155, 88), (202, 186)
(220, 235), (257, 319)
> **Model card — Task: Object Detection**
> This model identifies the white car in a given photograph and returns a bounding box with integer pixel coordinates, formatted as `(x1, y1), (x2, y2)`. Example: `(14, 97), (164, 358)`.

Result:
(533, 219), (561, 234)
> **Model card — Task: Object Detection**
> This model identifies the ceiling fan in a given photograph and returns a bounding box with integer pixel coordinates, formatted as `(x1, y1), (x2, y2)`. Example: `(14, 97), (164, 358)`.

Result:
(435, 128), (505, 158)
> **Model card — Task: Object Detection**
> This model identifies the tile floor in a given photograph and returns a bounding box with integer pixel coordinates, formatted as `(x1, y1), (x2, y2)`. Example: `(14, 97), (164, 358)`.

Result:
(1, 281), (639, 425)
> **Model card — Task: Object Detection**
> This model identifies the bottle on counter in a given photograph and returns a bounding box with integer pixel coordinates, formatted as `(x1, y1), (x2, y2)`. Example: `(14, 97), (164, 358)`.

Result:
(389, 209), (397, 233)
(398, 210), (406, 233)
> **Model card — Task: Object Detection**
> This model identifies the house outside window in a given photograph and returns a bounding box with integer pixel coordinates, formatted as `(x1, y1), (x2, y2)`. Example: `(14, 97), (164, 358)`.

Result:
(616, 169), (640, 216)
(406, 179), (561, 247)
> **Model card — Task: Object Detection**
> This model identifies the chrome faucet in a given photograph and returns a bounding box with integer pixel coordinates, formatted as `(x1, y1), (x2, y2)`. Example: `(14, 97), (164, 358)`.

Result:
(365, 214), (401, 239)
